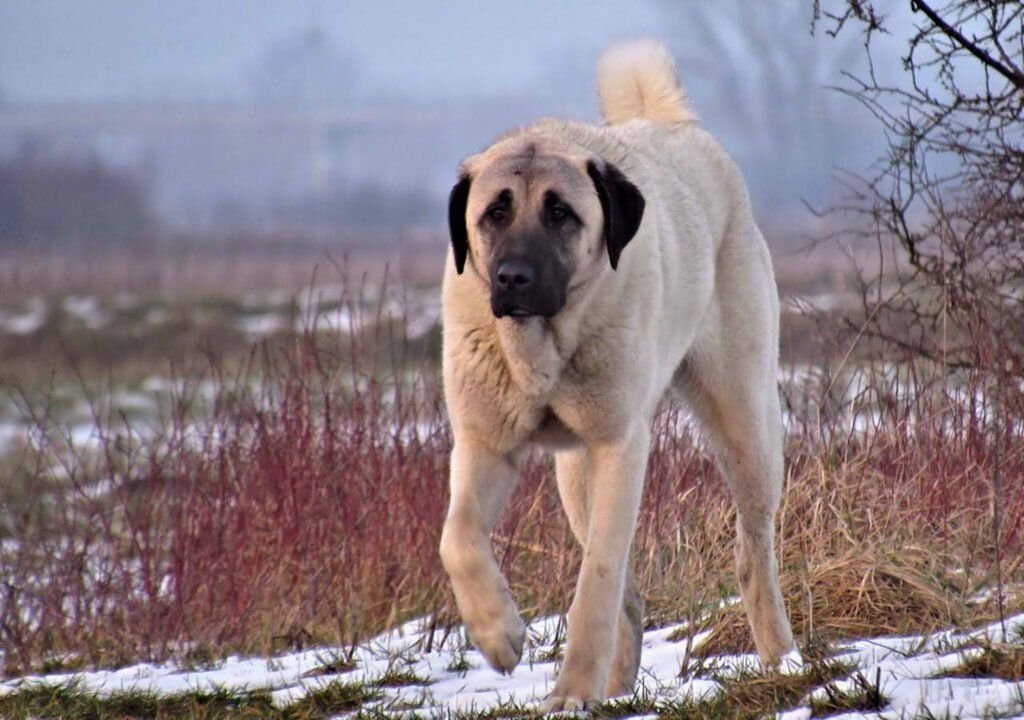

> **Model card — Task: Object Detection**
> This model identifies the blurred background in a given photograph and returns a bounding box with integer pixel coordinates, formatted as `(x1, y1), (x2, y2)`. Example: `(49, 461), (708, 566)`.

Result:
(0, 0), (937, 457)
(0, 0), (919, 441)
(0, 0), (909, 254)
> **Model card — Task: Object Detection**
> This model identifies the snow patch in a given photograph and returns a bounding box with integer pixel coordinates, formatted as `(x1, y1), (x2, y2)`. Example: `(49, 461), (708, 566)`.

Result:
(2, 613), (1022, 717)
(0, 298), (47, 335)
(63, 296), (110, 330)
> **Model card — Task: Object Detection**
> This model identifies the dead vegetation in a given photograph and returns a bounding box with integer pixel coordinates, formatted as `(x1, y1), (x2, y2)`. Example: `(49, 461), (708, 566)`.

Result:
(1, 289), (1021, 678)
(693, 549), (962, 657)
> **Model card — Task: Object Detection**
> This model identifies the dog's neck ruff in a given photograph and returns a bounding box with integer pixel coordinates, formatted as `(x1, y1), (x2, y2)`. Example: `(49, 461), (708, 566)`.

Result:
(493, 316), (566, 398)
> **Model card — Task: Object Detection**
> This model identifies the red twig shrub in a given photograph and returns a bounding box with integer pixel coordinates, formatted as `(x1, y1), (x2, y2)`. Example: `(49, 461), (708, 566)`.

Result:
(1, 290), (1022, 677)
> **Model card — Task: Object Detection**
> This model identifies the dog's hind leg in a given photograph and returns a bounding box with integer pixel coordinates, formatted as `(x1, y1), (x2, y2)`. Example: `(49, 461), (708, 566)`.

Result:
(555, 449), (645, 698)
(439, 438), (526, 674)
(675, 239), (797, 666)
(679, 351), (796, 664)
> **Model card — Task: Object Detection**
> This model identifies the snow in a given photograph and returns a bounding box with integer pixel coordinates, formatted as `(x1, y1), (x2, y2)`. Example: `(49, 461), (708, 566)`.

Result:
(0, 297), (47, 335)
(795, 616), (1024, 720)
(144, 307), (169, 326)
(63, 295), (110, 329)
(0, 421), (25, 453)
(782, 293), (851, 315)
(2, 613), (1021, 718)
(237, 313), (285, 337)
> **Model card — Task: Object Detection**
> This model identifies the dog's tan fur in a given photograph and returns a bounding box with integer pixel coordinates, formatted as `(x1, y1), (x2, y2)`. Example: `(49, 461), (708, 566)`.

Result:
(439, 39), (798, 712)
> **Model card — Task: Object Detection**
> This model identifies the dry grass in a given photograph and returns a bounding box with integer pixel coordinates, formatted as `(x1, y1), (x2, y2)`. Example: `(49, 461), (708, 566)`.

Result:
(809, 669), (888, 717)
(944, 642), (1024, 681)
(0, 681), (380, 720)
(0, 242), (445, 299)
(1, 279), (1022, 679)
(694, 549), (961, 656)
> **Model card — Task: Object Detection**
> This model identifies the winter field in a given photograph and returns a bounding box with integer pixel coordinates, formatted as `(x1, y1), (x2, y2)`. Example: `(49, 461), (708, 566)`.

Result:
(0, 247), (1022, 718)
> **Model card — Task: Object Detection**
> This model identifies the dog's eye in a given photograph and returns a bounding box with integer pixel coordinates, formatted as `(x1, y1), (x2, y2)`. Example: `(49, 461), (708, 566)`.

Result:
(550, 205), (573, 224)
(486, 206), (508, 224)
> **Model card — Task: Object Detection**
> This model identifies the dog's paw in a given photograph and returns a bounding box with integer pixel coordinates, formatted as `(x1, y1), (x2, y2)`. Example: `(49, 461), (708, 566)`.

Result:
(537, 693), (592, 715)
(454, 579), (526, 674)
(473, 611), (526, 675)
(762, 647), (804, 675)
(776, 648), (805, 674)
(538, 673), (603, 716)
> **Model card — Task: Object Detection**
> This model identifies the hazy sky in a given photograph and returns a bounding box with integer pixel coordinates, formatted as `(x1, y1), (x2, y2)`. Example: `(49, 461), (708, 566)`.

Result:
(0, 1), (665, 103)
(0, 1), (912, 216)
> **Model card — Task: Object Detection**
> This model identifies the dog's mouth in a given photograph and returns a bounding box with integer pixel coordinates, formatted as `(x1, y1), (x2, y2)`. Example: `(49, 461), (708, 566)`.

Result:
(494, 305), (539, 320)
(490, 290), (566, 320)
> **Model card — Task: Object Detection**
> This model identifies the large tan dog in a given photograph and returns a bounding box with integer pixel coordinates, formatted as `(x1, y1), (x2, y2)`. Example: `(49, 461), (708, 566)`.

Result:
(439, 39), (799, 712)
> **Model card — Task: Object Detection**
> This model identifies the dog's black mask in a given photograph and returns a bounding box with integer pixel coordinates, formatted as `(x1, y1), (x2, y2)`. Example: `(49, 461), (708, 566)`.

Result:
(488, 240), (570, 319)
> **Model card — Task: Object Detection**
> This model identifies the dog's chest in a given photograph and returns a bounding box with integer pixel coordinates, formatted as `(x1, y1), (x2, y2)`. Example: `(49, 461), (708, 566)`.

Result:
(447, 320), (628, 451)
(446, 323), (547, 449)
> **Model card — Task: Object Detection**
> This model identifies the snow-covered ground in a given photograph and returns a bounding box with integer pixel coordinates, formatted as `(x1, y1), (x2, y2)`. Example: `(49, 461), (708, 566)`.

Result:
(2, 613), (1021, 718)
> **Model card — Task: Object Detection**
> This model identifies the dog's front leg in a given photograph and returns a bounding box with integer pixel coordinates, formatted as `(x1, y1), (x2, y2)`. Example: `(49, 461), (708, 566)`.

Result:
(541, 426), (649, 713)
(439, 437), (526, 674)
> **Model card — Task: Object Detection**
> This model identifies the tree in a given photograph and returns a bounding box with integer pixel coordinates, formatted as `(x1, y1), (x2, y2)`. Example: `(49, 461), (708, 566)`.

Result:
(656, 1), (870, 219)
(0, 146), (154, 247)
(815, 0), (1023, 384)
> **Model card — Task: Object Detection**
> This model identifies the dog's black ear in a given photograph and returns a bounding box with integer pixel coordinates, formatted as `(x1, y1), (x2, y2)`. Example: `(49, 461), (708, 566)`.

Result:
(447, 175), (472, 274)
(586, 160), (645, 270)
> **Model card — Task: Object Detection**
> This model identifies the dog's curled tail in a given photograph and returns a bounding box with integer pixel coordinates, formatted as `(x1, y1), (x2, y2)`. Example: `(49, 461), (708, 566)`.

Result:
(597, 39), (696, 126)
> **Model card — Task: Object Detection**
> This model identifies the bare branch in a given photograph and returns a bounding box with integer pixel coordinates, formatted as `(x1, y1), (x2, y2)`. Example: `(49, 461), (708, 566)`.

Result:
(912, 0), (1024, 89)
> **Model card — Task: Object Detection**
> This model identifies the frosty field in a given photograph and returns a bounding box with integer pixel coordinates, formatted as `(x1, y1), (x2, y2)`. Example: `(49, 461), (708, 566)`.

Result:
(2, 611), (1022, 718)
(1, 265), (1021, 719)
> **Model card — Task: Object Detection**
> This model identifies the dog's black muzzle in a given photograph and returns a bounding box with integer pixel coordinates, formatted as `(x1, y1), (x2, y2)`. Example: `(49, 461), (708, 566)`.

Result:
(490, 256), (567, 319)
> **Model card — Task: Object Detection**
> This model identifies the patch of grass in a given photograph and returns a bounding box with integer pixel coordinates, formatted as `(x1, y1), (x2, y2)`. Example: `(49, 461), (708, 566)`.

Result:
(590, 686), (662, 717)
(0, 683), (96, 720)
(639, 657), (856, 720)
(286, 680), (381, 717)
(944, 642), (1024, 681)
(181, 643), (225, 672)
(530, 643), (563, 664)
(300, 651), (357, 678)
(451, 698), (535, 719)
(444, 650), (471, 674)
(0, 680), (380, 720)
(371, 666), (429, 688)
(810, 668), (888, 717)
(693, 550), (962, 658)
(0, 683), (279, 720)
(713, 659), (852, 717)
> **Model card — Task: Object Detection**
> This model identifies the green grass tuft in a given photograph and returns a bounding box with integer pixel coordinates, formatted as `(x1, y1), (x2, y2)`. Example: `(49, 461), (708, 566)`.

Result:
(809, 668), (888, 717)
(944, 642), (1024, 682)
(285, 680), (381, 718)
(371, 666), (429, 688)
(0, 680), (379, 720)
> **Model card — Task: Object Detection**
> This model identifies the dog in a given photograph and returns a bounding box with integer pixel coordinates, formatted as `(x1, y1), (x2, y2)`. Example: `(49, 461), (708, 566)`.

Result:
(439, 38), (799, 712)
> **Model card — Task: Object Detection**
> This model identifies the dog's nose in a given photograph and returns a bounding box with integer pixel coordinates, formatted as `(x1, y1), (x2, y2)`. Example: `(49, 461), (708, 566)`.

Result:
(496, 260), (535, 291)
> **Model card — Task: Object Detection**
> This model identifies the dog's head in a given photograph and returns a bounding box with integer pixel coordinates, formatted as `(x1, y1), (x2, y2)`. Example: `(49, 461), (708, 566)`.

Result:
(448, 137), (645, 320)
